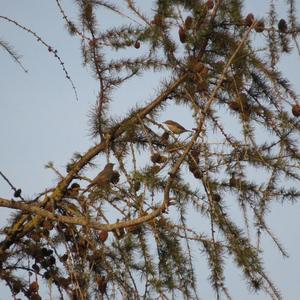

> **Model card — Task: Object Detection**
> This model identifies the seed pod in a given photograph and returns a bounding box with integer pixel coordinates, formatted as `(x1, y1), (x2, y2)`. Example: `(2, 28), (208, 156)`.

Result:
(12, 281), (23, 294)
(14, 189), (22, 198)
(60, 254), (69, 262)
(158, 217), (168, 227)
(30, 232), (41, 242)
(192, 169), (202, 179)
(49, 256), (56, 265)
(192, 61), (204, 73)
(32, 264), (40, 273)
(151, 15), (163, 26)
(89, 39), (97, 47)
(134, 40), (140, 49)
(255, 20), (265, 33)
(29, 281), (39, 293)
(292, 104), (300, 117)
(67, 22), (77, 35)
(43, 271), (51, 280)
(41, 248), (50, 257)
(206, 0), (214, 10)
(212, 193), (221, 202)
(229, 176), (238, 187)
(229, 101), (240, 112)
(184, 16), (193, 30)
(278, 19), (288, 33)
(133, 181), (141, 192)
(245, 13), (254, 27)
(46, 249), (53, 256)
(99, 230), (109, 242)
(178, 26), (187, 43)
(41, 259), (50, 269)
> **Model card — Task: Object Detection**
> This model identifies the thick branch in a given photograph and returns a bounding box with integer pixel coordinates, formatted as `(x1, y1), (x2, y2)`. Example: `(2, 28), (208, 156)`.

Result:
(0, 73), (188, 253)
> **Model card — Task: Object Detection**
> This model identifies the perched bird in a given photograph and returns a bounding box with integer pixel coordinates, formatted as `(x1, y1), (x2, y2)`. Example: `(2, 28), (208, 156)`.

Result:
(110, 170), (120, 184)
(163, 120), (192, 134)
(278, 19), (288, 33)
(84, 163), (115, 192)
(65, 183), (80, 198)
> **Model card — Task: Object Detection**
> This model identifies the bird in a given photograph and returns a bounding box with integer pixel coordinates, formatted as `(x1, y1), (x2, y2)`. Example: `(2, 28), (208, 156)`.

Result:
(163, 120), (192, 134)
(65, 182), (80, 198)
(83, 163), (115, 192)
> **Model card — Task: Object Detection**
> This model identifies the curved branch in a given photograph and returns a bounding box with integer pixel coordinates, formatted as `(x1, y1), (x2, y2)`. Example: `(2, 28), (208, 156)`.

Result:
(0, 73), (188, 253)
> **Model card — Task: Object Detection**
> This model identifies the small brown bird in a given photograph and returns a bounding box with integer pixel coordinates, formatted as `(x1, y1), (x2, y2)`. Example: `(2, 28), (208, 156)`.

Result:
(163, 120), (192, 134)
(84, 163), (115, 192)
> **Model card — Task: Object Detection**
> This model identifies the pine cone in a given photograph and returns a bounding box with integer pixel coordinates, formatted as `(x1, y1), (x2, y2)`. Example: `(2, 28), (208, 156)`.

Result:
(278, 19), (288, 33)
(178, 26), (187, 43)
(206, 0), (214, 10)
(99, 230), (109, 242)
(184, 16), (193, 30)
(245, 13), (254, 27)
(134, 40), (141, 49)
(292, 104), (300, 117)
(255, 20), (265, 32)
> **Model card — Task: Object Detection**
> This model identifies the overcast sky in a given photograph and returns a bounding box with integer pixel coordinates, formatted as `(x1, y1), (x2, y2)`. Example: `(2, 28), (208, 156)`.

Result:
(1, 1), (300, 299)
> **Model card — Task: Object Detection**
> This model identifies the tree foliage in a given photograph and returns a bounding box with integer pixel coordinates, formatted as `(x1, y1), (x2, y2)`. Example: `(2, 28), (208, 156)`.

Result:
(1, 0), (300, 299)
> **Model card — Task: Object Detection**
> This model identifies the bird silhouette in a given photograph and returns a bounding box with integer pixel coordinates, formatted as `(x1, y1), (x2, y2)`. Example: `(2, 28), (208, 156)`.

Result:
(83, 163), (115, 192)
(163, 120), (192, 134)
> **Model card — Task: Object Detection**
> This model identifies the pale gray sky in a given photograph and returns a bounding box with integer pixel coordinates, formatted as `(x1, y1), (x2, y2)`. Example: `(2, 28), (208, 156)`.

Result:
(1, 1), (300, 299)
